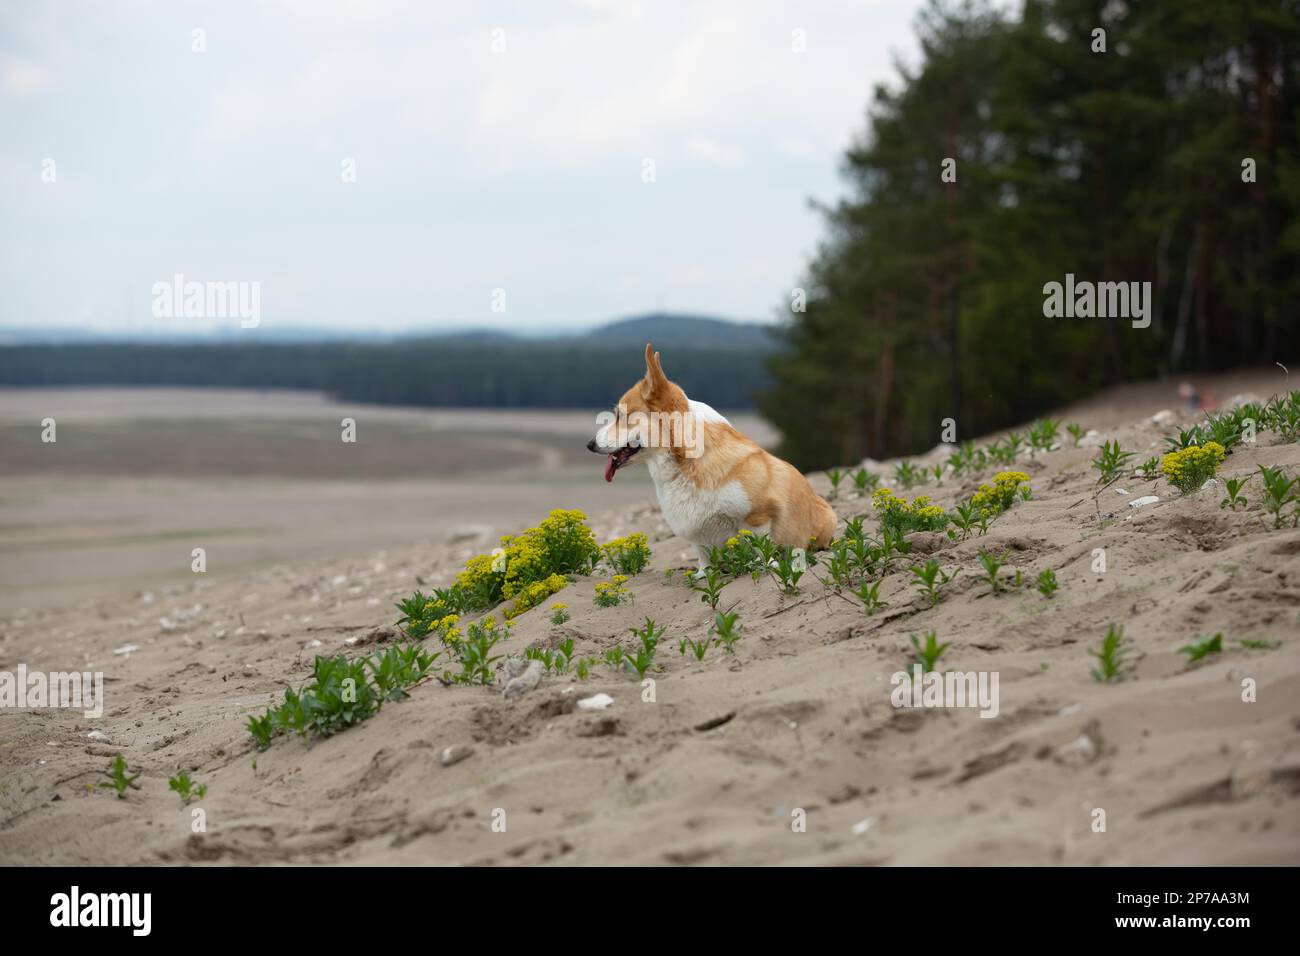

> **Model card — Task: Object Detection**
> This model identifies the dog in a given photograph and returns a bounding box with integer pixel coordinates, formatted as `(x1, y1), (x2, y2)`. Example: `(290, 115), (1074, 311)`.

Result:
(588, 343), (837, 572)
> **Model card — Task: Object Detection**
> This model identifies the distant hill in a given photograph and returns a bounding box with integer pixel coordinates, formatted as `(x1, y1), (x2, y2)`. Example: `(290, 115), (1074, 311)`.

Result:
(579, 314), (777, 350)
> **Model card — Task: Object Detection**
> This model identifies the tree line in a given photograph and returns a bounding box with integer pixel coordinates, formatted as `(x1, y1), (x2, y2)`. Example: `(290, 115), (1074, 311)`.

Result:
(0, 341), (770, 410)
(763, 0), (1300, 470)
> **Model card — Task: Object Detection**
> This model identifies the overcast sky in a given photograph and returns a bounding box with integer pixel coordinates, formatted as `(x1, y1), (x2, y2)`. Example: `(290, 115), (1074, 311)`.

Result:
(0, 0), (924, 336)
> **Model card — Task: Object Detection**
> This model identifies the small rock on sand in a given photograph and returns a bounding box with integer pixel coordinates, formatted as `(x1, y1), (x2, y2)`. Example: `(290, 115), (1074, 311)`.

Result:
(1054, 721), (1104, 766)
(439, 744), (474, 767)
(503, 659), (544, 700)
(577, 693), (615, 710)
(1128, 495), (1159, 509)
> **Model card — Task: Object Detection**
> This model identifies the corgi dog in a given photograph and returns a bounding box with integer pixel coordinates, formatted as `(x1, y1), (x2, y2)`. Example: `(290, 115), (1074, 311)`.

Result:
(588, 343), (837, 571)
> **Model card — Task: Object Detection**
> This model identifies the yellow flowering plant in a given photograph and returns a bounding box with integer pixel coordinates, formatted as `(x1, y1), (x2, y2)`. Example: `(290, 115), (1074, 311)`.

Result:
(504, 573), (568, 620)
(594, 576), (631, 608)
(969, 471), (1031, 517)
(1160, 442), (1225, 494)
(396, 509), (603, 636)
(872, 488), (949, 536)
(600, 532), (652, 576)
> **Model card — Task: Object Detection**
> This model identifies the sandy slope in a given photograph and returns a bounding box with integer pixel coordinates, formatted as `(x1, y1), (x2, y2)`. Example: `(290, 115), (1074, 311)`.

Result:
(2, 376), (1298, 866)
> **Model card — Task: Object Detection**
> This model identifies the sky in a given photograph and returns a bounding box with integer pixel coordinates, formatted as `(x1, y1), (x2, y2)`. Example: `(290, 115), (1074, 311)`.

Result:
(0, 0), (925, 337)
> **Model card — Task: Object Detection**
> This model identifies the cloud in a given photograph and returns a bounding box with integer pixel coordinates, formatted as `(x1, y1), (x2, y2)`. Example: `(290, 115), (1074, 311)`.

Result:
(687, 135), (746, 166)
(1, 56), (52, 94)
(0, 0), (923, 332)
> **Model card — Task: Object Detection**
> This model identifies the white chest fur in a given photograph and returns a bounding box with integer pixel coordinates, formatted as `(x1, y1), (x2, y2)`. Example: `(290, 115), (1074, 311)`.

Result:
(646, 453), (750, 548)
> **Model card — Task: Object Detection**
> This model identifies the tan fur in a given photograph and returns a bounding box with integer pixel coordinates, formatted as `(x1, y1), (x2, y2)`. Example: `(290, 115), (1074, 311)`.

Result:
(615, 344), (837, 549)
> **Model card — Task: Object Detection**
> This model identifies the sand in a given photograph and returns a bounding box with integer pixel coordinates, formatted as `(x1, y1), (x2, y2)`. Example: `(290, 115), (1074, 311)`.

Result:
(0, 374), (1297, 865)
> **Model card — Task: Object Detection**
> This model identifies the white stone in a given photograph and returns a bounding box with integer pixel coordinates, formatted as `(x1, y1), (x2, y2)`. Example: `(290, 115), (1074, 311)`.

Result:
(577, 693), (615, 710)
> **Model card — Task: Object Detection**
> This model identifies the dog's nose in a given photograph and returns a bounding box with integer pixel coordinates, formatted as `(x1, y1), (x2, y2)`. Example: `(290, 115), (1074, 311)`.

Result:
(587, 439), (598, 452)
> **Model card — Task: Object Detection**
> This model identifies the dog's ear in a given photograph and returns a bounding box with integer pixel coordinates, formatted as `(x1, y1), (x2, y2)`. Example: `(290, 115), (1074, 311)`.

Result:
(642, 342), (668, 398)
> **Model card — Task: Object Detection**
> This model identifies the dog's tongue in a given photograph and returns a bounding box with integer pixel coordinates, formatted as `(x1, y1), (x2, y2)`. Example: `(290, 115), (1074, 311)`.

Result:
(605, 453), (618, 483)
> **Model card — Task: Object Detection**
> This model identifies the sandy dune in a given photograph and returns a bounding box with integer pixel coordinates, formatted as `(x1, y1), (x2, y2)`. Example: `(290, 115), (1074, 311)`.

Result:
(1, 375), (1297, 865)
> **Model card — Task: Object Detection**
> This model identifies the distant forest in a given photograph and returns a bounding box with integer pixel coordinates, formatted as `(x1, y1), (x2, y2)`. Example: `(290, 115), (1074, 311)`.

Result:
(0, 340), (772, 410)
(764, 0), (1300, 470)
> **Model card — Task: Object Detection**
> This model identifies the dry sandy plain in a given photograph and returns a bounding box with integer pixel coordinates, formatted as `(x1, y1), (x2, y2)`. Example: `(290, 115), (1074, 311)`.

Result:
(0, 376), (1296, 865)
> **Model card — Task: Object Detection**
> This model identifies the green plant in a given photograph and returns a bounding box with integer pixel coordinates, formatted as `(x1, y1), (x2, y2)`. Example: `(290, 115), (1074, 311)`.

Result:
(602, 646), (626, 669)
(1089, 624), (1130, 683)
(950, 440), (988, 474)
(1237, 638), (1280, 651)
(909, 558), (959, 606)
(97, 753), (141, 799)
(977, 550), (1007, 595)
(1220, 475), (1251, 511)
(991, 432), (1024, 464)
(1035, 568), (1058, 598)
(929, 463), (945, 485)
(908, 631), (950, 673)
(1266, 391), (1300, 441)
(852, 466), (880, 496)
(707, 534), (760, 579)
(548, 603), (571, 626)
(622, 623), (661, 679)
(1135, 455), (1160, 478)
(1027, 418), (1060, 452)
(711, 610), (742, 653)
(1178, 633), (1223, 664)
(600, 533), (652, 576)
(680, 636), (710, 661)
(772, 545), (809, 594)
(947, 502), (976, 541)
(894, 460), (923, 489)
(692, 566), (727, 609)
(574, 656), (599, 679)
(1164, 425), (1208, 451)
(623, 647), (654, 678)
(824, 540), (854, 589)
(630, 617), (664, 655)
(1203, 412), (1243, 452)
(1160, 441), (1226, 494)
(826, 467), (845, 499)
(525, 646), (563, 674)
(452, 617), (506, 685)
(168, 770), (207, 805)
(852, 579), (887, 615)
(1066, 422), (1085, 446)
(1258, 464), (1300, 528)
(1092, 440), (1136, 485)
(247, 711), (275, 751)
(369, 643), (439, 701)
